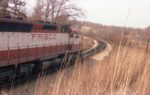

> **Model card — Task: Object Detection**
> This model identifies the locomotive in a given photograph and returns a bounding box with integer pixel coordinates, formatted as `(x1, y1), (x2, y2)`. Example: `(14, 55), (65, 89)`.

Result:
(0, 17), (80, 82)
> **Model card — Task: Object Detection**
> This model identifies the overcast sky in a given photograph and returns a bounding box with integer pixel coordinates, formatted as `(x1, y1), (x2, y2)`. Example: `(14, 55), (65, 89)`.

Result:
(77, 0), (150, 28)
(27, 0), (150, 28)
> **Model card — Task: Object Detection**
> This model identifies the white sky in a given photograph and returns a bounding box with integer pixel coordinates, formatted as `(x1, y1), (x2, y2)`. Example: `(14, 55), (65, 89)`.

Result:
(77, 0), (150, 28)
(27, 0), (150, 28)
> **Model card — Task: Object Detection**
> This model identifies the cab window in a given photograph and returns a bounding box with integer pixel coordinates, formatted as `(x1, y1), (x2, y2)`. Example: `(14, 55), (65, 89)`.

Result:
(0, 21), (32, 32)
(61, 25), (69, 32)
(43, 25), (57, 30)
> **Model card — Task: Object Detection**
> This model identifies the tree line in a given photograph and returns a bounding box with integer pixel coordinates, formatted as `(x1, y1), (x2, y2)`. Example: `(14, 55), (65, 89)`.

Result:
(0, 0), (84, 23)
(77, 21), (150, 44)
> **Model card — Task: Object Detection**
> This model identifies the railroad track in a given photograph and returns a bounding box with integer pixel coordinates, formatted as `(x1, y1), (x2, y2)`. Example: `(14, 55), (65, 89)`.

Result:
(0, 38), (107, 90)
(82, 39), (106, 58)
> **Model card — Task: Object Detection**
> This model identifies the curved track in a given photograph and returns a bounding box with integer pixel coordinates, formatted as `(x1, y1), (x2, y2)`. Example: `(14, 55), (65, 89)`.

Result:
(0, 37), (107, 90)
(82, 39), (106, 58)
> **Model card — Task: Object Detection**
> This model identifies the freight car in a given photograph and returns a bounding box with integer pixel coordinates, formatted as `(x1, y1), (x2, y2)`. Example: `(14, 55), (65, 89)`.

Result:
(0, 17), (80, 83)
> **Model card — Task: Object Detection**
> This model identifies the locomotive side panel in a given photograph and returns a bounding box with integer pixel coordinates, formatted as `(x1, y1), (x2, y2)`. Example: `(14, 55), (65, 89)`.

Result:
(0, 32), (70, 67)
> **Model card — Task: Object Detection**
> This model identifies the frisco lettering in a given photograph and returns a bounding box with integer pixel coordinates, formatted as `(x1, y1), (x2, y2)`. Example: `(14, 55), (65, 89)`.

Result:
(32, 33), (56, 39)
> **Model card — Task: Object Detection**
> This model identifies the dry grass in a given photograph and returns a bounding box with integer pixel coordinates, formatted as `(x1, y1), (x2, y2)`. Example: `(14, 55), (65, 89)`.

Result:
(3, 36), (150, 95)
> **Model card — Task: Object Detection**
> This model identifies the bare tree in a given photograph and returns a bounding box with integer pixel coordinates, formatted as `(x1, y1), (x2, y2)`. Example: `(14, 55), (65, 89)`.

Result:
(0, 0), (26, 17)
(31, 0), (45, 20)
(9, 0), (26, 11)
(32, 0), (84, 23)
(50, 0), (84, 23)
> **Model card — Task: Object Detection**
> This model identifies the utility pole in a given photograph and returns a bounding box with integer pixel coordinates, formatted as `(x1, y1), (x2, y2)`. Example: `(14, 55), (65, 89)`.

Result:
(146, 38), (150, 52)
(0, 0), (9, 7)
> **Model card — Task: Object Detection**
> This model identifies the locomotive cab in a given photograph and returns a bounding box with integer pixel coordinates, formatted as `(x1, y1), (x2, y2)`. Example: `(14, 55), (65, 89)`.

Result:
(61, 24), (80, 52)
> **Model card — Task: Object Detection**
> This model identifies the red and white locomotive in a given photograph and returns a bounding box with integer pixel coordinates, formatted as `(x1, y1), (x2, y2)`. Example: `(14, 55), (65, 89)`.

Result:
(0, 17), (80, 81)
